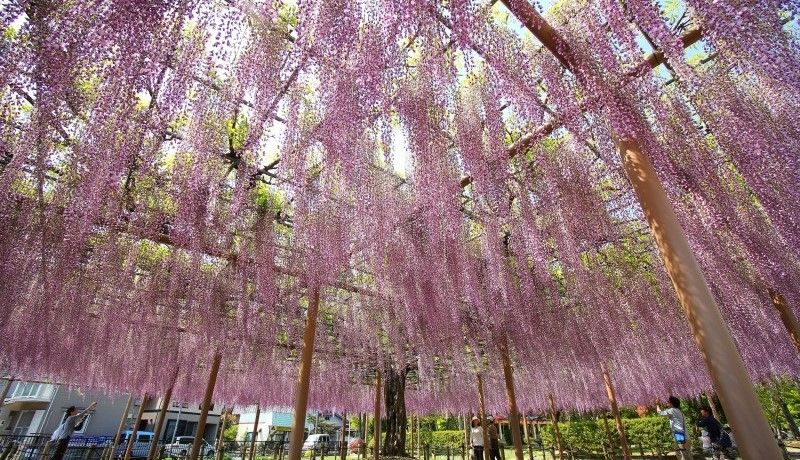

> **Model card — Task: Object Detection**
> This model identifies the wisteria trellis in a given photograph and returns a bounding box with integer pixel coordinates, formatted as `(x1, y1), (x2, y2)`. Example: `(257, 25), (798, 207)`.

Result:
(0, 0), (799, 416)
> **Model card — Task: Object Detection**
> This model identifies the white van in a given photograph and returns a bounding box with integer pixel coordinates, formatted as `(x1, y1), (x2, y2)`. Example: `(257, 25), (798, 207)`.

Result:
(302, 434), (329, 451)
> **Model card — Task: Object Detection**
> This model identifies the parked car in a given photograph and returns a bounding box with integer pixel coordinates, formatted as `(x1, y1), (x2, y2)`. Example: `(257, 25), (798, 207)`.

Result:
(165, 436), (215, 458)
(113, 431), (155, 459)
(302, 434), (329, 452)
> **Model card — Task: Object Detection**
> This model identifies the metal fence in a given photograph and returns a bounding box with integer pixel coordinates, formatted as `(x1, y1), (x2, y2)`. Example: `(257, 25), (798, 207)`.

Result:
(218, 440), (355, 460)
(0, 435), (107, 460)
(0, 436), (218, 460)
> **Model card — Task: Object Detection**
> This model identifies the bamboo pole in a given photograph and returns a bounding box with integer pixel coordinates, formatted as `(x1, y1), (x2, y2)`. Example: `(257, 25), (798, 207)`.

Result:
(287, 288), (321, 460)
(147, 384), (175, 460)
(109, 394), (134, 460)
(340, 413), (347, 460)
(124, 393), (149, 460)
(496, 1), (783, 457)
(475, 374), (490, 460)
(373, 371), (382, 460)
(547, 395), (563, 460)
(250, 404), (262, 460)
(190, 352), (222, 460)
(499, 343), (523, 460)
(602, 371), (631, 460)
(769, 289), (800, 353)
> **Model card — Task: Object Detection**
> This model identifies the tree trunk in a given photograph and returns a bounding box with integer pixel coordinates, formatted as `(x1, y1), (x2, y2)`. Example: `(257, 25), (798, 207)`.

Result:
(382, 367), (407, 456)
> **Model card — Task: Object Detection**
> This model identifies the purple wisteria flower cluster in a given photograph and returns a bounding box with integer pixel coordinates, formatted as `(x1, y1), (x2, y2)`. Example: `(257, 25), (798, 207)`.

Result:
(0, 0), (798, 414)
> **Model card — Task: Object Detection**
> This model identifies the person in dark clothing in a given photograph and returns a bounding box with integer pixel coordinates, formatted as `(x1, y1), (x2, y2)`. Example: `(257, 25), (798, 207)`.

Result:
(696, 407), (733, 460)
(486, 417), (502, 460)
(50, 402), (97, 460)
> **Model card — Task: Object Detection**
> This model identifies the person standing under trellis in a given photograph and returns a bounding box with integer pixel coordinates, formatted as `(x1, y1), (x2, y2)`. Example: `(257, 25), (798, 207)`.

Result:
(485, 417), (501, 460)
(696, 407), (734, 460)
(469, 417), (484, 460)
(657, 397), (688, 459)
(49, 402), (97, 460)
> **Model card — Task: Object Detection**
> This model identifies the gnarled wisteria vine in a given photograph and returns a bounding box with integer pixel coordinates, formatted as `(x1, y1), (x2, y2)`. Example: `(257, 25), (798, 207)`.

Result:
(0, 0), (799, 416)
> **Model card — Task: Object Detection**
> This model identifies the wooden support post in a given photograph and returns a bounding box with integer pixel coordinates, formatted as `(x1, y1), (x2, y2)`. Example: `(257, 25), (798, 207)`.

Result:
(521, 414), (529, 446)
(147, 383), (175, 460)
(476, 374), (490, 460)
(499, 343), (523, 460)
(190, 352), (222, 460)
(769, 289), (800, 353)
(600, 413), (615, 460)
(373, 371), (382, 460)
(287, 288), (321, 460)
(463, 415), (469, 459)
(495, 0), (782, 457)
(40, 439), (51, 460)
(341, 413), (347, 460)
(109, 394), (134, 460)
(250, 404), (261, 460)
(215, 409), (228, 460)
(547, 395), (563, 460)
(525, 415), (534, 460)
(124, 393), (149, 460)
(417, 416), (421, 459)
(617, 138), (783, 459)
(410, 415), (415, 458)
(602, 371), (631, 460)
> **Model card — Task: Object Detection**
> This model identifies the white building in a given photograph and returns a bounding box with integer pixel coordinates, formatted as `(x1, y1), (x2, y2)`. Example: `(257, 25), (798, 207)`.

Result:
(141, 398), (222, 444)
(0, 378), (129, 438)
(235, 407), (355, 444)
(0, 378), (220, 443)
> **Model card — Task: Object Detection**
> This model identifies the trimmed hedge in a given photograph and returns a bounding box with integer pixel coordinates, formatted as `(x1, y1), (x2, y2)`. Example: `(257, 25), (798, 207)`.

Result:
(402, 430), (465, 450)
(430, 431), (467, 449)
(539, 417), (673, 453)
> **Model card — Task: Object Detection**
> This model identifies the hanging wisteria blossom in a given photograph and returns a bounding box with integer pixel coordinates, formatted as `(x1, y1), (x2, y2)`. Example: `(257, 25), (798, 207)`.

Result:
(0, 0), (799, 417)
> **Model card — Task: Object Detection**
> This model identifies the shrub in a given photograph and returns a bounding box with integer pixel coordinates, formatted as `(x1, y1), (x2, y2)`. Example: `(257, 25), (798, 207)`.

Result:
(539, 417), (672, 453)
(622, 417), (672, 448)
(540, 419), (605, 451)
(429, 431), (466, 449)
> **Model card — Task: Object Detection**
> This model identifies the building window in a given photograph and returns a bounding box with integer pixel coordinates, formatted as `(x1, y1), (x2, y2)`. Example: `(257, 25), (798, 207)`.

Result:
(8, 410), (36, 435)
(10, 382), (43, 399)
